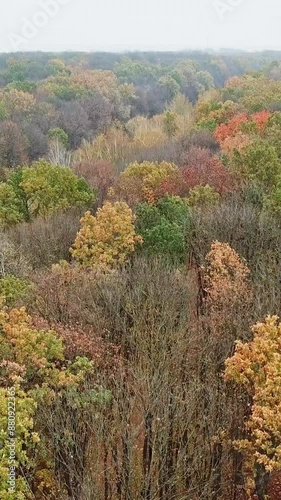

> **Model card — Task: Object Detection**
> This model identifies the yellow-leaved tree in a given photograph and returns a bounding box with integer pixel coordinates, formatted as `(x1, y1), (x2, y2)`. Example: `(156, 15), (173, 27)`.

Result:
(225, 315), (281, 496)
(111, 161), (179, 205)
(71, 202), (142, 270)
(0, 303), (94, 498)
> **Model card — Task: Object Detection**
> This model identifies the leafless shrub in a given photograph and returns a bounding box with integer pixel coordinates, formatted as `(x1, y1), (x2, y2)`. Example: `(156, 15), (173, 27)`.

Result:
(30, 256), (251, 499)
(8, 208), (82, 269)
(0, 230), (30, 277)
(73, 159), (116, 204)
(48, 140), (73, 167)
(178, 129), (220, 163)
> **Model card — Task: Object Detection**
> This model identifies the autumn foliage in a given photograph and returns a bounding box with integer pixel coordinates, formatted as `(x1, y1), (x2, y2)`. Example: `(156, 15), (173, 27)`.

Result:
(183, 147), (236, 194)
(71, 202), (142, 269)
(204, 241), (252, 332)
(112, 161), (179, 204)
(225, 315), (281, 495)
(0, 303), (94, 497)
(156, 147), (236, 198)
(215, 113), (249, 144)
(2, 52), (281, 500)
(214, 111), (271, 155)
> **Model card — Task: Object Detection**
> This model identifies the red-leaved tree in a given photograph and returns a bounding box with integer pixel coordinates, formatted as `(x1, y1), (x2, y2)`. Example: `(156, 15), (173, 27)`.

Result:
(182, 147), (237, 194)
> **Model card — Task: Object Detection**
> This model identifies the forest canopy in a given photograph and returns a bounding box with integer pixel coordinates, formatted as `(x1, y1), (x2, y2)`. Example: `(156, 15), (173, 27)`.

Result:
(2, 50), (281, 499)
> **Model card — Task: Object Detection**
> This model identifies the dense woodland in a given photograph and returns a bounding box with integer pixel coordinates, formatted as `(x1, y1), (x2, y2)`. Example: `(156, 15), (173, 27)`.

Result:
(2, 51), (281, 499)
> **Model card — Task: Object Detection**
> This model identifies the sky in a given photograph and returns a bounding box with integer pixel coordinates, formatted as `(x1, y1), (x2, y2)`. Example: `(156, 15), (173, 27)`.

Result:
(0, 0), (281, 53)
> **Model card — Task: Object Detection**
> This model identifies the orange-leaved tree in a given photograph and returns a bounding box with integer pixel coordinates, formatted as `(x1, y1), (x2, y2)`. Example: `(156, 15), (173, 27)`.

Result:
(204, 241), (252, 335)
(215, 113), (249, 144)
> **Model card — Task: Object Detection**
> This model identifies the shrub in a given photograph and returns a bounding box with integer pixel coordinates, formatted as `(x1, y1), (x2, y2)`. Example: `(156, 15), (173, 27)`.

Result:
(8, 208), (82, 269)
(0, 231), (30, 278)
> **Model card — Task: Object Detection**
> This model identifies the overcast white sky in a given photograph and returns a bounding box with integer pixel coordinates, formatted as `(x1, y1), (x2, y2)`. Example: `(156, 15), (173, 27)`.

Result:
(0, 0), (281, 53)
